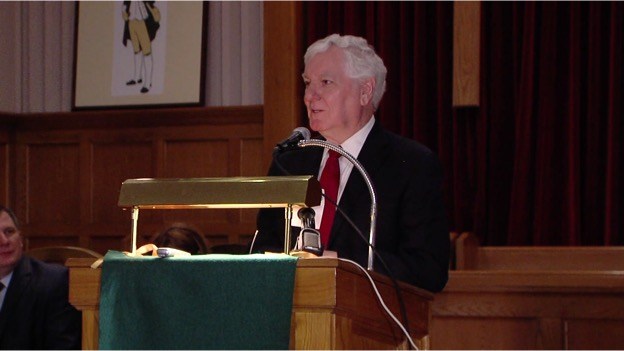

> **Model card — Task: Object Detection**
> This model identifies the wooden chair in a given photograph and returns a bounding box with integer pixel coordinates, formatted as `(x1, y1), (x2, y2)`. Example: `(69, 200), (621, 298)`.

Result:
(27, 246), (103, 266)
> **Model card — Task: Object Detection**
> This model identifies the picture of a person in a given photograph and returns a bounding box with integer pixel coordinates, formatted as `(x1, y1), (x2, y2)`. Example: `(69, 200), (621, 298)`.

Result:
(122, 1), (160, 94)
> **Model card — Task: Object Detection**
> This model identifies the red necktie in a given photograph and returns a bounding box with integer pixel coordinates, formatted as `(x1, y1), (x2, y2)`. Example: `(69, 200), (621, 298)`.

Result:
(319, 150), (341, 247)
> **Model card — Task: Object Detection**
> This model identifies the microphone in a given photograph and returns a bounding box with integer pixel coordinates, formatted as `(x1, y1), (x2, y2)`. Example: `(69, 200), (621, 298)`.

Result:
(294, 207), (323, 256)
(297, 207), (316, 229)
(274, 127), (311, 152)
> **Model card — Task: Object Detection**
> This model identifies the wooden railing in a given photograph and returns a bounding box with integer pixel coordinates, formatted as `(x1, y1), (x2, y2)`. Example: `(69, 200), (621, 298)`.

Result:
(431, 233), (624, 350)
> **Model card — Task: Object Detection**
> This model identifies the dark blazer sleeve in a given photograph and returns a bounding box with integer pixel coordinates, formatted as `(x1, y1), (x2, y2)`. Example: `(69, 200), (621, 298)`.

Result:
(327, 123), (450, 292)
(372, 147), (449, 292)
(0, 257), (81, 349)
(41, 262), (82, 349)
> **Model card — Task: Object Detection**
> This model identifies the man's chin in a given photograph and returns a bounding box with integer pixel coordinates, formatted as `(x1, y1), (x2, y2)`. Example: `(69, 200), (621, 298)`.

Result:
(307, 121), (318, 131)
(308, 121), (326, 134)
(0, 251), (20, 265)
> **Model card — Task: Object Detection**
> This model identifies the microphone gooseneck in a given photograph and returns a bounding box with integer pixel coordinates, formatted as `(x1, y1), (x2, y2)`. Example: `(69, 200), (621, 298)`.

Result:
(297, 138), (378, 271)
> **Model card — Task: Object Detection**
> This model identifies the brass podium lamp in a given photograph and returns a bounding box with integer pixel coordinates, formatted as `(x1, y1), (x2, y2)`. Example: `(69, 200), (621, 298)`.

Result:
(117, 176), (322, 255)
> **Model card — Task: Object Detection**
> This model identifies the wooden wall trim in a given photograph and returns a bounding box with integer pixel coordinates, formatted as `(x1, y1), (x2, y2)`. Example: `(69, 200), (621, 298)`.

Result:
(1, 106), (263, 131)
(453, 2), (481, 107)
(263, 1), (303, 169)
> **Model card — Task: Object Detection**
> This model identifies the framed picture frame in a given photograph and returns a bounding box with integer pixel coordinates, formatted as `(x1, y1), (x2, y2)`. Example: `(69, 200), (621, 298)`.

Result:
(72, 1), (207, 110)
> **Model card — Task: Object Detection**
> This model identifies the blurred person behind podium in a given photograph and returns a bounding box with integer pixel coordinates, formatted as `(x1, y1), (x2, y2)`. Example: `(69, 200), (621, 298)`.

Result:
(252, 34), (450, 292)
(0, 205), (81, 349)
(151, 223), (210, 255)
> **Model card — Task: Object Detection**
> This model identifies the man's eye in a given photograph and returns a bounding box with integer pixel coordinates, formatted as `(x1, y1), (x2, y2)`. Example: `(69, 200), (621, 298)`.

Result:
(322, 80), (332, 85)
(303, 81), (310, 87)
(4, 228), (17, 237)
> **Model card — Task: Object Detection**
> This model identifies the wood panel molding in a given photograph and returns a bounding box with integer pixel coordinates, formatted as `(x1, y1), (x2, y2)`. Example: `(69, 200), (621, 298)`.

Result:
(3, 106), (262, 131)
(263, 1), (303, 169)
(3, 107), (264, 254)
(453, 1), (480, 106)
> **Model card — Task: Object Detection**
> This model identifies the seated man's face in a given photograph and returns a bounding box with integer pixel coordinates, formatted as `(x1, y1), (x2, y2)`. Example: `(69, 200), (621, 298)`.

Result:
(303, 46), (367, 144)
(0, 211), (23, 276)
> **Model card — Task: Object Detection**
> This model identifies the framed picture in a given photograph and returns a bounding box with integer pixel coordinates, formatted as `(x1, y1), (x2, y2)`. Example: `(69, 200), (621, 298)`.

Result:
(72, 1), (207, 110)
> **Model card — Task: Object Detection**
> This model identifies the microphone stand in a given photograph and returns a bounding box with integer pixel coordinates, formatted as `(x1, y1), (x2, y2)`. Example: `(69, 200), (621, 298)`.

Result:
(297, 139), (378, 271)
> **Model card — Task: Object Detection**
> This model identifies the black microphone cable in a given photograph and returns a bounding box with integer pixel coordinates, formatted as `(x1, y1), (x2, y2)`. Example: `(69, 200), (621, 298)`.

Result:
(271, 147), (296, 177)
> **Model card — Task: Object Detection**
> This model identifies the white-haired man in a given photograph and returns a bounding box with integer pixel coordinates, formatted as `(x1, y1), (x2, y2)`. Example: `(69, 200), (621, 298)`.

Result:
(254, 34), (450, 292)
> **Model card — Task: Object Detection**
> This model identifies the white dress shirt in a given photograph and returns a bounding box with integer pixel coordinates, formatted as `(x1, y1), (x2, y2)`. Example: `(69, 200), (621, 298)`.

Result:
(0, 271), (14, 312)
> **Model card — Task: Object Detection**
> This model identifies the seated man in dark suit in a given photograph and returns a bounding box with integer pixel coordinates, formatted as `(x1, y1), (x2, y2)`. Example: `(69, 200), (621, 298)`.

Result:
(252, 34), (450, 293)
(0, 205), (81, 349)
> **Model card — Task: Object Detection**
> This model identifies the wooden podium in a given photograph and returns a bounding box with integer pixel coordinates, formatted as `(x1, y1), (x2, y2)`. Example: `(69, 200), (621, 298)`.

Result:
(68, 257), (432, 350)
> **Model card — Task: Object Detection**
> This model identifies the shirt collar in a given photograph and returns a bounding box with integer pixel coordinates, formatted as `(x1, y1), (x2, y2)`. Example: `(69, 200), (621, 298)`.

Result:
(339, 116), (375, 159)
(1, 270), (13, 289)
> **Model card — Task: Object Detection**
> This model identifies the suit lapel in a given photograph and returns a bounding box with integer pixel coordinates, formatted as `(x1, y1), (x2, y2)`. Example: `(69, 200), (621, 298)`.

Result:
(329, 121), (390, 245)
(0, 256), (32, 340)
(276, 146), (323, 177)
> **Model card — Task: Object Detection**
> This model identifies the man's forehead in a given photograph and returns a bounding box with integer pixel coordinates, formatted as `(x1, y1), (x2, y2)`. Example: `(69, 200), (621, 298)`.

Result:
(303, 62), (346, 79)
(304, 48), (346, 73)
(302, 68), (339, 79)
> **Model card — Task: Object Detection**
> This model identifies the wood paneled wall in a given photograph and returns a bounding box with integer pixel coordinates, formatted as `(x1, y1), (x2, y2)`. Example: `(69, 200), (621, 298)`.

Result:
(1, 107), (264, 254)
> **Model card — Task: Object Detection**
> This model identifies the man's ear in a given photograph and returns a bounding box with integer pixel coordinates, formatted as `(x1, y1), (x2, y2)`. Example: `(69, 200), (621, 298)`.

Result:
(360, 78), (375, 106)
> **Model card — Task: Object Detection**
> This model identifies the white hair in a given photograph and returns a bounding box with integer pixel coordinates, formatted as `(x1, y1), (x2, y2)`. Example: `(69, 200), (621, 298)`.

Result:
(304, 34), (387, 110)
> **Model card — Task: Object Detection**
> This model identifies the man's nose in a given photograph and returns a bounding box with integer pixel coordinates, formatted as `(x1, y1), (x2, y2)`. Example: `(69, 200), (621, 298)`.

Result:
(304, 85), (320, 103)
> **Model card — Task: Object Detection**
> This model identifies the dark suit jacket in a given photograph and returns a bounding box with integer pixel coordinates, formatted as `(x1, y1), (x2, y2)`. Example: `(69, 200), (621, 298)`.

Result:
(0, 255), (81, 349)
(254, 120), (450, 292)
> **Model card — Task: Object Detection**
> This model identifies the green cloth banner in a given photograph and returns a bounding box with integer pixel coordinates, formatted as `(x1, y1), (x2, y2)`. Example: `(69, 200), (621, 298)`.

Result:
(99, 251), (298, 350)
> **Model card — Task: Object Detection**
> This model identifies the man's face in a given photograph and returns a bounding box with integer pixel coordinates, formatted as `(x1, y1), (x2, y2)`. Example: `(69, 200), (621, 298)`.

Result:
(0, 211), (23, 277)
(303, 46), (372, 144)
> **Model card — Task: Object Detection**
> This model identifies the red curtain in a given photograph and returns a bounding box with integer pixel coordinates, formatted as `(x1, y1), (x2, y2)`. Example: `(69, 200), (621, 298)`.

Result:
(302, 2), (623, 246)
(478, 2), (623, 245)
